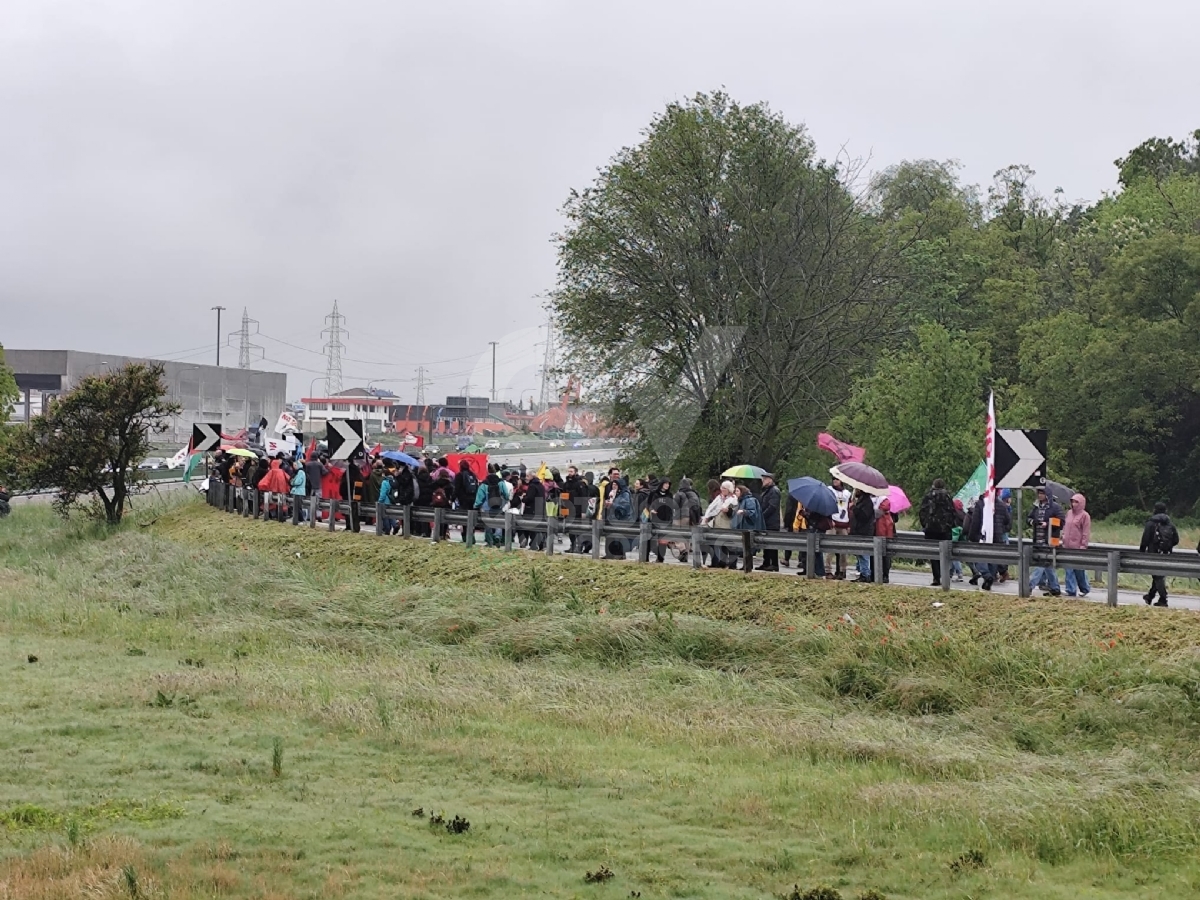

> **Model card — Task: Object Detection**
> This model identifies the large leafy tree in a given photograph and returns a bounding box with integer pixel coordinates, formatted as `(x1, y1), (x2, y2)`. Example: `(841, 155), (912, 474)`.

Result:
(552, 91), (917, 476)
(829, 324), (991, 498)
(1, 363), (178, 524)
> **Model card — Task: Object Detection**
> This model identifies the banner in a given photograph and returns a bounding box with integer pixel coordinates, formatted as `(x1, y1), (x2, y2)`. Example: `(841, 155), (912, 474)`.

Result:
(446, 453), (489, 482)
(275, 410), (301, 435)
(165, 445), (191, 469)
(817, 432), (866, 463)
(264, 436), (298, 457)
(183, 452), (202, 483)
(955, 460), (988, 507)
(401, 432), (424, 448)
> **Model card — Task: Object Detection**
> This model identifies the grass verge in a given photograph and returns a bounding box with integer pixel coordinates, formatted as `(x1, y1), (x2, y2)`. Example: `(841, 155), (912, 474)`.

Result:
(2, 499), (1200, 898)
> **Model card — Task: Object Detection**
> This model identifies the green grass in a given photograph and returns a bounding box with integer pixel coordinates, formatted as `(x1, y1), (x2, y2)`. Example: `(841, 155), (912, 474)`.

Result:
(3, 499), (1200, 898)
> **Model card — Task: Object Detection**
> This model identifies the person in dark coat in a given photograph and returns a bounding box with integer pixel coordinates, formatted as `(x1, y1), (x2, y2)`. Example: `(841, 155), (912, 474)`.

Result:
(756, 473), (782, 571)
(968, 490), (1013, 591)
(648, 477), (675, 562)
(1140, 501), (1178, 606)
(522, 474), (546, 551)
(849, 491), (876, 582)
(919, 478), (957, 586)
(303, 454), (328, 497)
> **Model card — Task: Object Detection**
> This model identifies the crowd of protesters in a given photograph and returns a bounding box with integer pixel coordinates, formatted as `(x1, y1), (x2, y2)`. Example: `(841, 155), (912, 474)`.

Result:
(209, 447), (1186, 606)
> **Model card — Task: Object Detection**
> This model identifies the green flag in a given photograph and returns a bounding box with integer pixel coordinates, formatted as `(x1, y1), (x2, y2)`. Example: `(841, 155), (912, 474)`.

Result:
(955, 460), (987, 506)
(183, 453), (202, 483)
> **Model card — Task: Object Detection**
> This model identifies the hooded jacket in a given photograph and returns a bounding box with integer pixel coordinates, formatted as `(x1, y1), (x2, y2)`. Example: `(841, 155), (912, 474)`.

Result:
(674, 478), (702, 526)
(1062, 493), (1091, 550)
(732, 493), (763, 531)
(257, 459), (290, 494)
(1140, 512), (1176, 554)
(1028, 495), (1065, 546)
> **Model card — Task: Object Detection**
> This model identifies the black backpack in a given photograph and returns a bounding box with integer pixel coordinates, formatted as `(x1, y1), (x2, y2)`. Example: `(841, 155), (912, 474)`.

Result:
(460, 471), (478, 503)
(921, 491), (956, 534)
(486, 480), (505, 511)
(1153, 520), (1180, 552)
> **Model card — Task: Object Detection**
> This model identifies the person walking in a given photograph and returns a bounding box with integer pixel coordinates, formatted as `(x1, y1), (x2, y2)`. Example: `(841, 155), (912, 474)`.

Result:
(1062, 492), (1092, 598)
(701, 481), (738, 568)
(828, 477), (852, 578)
(873, 497), (896, 583)
(1027, 486), (1064, 596)
(1140, 502), (1179, 606)
(918, 478), (957, 586)
(968, 488), (1013, 591)
(756, 473), (781, 572)
(849, 490), (876, 582)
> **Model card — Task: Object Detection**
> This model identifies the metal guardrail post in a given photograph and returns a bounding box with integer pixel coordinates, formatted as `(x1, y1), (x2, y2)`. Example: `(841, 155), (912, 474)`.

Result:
(1107, 551), (1120, 607)
(400, 505), (411, 538)
(503, 514), (514, 552)
(591, 519), (602, 560)
(639, 522), (652, 563)
(329, 501), (340, 532)
(465, 510), (477, 547)
(1018, 542), (1030, 599)
(432, 507), (444, 543)
(939, 541), (952, 591)
(806, 532), (817, 579)
(545, 518), (556, 557)
(376, 502), (386, 537)
(742, 531), (753, 574)
(873, 536), (885, 584)
(308, 496), (318, 528)
(691, 526), (703, 570)
(291, 497), (301, 526)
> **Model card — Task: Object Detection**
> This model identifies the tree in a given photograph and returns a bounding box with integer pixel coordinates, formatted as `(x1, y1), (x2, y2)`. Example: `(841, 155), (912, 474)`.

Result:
(829, 324), (990, 498)
(0, 344), (17, 424)
(1115, 130), (1200, 188)
(552, 91), (917, 476)
(2, 363), (179, 524)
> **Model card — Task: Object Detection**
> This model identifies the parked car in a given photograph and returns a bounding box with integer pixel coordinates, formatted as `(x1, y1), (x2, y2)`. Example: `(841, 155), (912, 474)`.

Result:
(484, 440), (501, 450)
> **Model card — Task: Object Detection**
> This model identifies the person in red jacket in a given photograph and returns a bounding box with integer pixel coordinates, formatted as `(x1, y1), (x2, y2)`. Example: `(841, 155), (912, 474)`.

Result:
(872, 497), (896, 583)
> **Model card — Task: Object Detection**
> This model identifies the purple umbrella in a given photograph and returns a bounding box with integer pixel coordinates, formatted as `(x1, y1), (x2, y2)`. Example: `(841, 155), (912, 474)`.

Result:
(830, 462), (890, 496)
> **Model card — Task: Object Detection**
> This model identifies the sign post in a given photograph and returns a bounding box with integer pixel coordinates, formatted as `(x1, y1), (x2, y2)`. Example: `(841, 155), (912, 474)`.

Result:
(995, 428), (1048, 600)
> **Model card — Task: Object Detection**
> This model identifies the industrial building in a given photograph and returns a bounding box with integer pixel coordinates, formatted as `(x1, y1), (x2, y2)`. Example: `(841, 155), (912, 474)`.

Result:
(4, 349), (288, 444)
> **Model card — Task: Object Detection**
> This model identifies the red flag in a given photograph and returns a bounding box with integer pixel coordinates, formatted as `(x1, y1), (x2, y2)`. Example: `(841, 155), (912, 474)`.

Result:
(306, 436), (317, 459)
(817, 432), (866, 463)
(368, 442), (382, 457)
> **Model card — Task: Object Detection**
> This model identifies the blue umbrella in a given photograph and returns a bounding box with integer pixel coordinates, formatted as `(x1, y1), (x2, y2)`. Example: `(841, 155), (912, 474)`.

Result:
(787, 476), (838, 517)
(380, 450), (421, 467)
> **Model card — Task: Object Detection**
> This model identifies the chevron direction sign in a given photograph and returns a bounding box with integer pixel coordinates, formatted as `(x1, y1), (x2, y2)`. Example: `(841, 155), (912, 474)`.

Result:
(326, 419), (364, 460)
(190, 423), (223, 455)
(995, 428), (1047, 489)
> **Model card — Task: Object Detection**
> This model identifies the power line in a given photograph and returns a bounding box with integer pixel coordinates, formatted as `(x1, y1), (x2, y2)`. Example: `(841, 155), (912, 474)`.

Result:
(321, 300), (347, 395)
(415, 367), (427, 406)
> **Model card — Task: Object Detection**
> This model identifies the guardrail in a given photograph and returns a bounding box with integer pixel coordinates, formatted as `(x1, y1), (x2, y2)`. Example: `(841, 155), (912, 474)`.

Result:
(204, 482), (1200, 608)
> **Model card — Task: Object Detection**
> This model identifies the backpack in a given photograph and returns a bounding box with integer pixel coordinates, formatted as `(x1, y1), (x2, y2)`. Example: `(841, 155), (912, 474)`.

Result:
(460, 471), (478, 503)
(921, 491), (956, 534)
(486, 480), (505, 511)
(610, 490), (633, 521)
(432, 487), (450, 508)
(1153, 520), (1179, 552)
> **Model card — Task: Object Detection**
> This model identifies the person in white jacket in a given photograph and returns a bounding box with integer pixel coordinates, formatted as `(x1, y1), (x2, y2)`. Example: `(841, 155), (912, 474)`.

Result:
(701, 480), (738, 569)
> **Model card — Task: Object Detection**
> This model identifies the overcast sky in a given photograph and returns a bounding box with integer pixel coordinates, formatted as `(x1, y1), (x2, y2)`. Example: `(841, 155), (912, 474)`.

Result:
(2, 0), (1197, 405)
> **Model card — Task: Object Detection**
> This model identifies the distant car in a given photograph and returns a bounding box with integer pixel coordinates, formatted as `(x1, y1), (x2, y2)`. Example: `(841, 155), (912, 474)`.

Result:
(547, 440), (563, 448)
(484, 440), (501, 450)
(424, 446), (440, 456)
(581, 440), (592, 447)
(138, 457), (167, 470)
(572, 441), (583, 448)
(504, 442), (521, 450)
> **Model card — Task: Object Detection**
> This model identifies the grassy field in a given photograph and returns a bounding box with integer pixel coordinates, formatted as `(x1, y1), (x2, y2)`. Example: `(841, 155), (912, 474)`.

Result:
(4, 500), (1200, 899)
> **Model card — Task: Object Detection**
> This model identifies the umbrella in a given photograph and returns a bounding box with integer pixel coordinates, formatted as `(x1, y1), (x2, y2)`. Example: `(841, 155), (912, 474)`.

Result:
(887, 485), (912, 514)
(222, 447), (257, 458)
(722, 464), (769, 479)
(380, 450), (421, 467)
(787, 477), (838, 517)
(830, 462), (889, 496)
(1044, 479), (1074, 506)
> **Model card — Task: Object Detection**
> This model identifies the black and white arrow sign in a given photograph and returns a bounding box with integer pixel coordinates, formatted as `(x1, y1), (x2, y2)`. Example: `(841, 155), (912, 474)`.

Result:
(995, 428), (1048, 489)
(191, 423), (223, 455)
(326, 419), (364, 460)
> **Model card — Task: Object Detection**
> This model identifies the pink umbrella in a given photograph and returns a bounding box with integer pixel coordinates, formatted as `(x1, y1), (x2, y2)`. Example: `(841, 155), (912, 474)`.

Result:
(887, 485), (911, 514)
